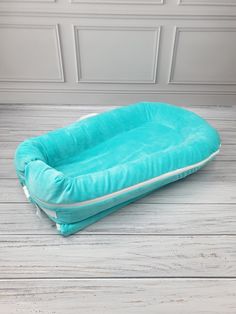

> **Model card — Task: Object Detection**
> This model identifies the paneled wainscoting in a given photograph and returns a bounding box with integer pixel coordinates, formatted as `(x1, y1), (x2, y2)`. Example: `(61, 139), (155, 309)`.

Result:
(1, 0), (236, 105)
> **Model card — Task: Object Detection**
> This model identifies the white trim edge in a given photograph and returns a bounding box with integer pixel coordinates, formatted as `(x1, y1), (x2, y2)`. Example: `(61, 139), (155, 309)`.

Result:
(23, 185), (30, 199)
(77, 113), (98, 121)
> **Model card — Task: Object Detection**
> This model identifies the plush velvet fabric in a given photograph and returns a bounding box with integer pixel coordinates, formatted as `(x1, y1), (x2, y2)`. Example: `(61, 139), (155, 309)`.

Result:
(15, 102), (220, 235)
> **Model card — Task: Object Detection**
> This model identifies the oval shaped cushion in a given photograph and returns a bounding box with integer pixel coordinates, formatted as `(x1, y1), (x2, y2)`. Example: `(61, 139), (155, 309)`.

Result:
(15, 102), (221, 236)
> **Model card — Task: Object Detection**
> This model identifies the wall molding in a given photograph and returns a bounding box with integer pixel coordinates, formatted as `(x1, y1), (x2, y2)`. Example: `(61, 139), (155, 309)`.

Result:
(1, 89), (236, 106)
(73, 25), (161, 84)
(178, 0), (236, 6)
(168, 27), (236, 86)
(1, 88), (236, 95)
(0, 0), (55, 2)
(0, 23), (64, 83)
(70, 0), (164, 4)
(0, 11), (236, 19)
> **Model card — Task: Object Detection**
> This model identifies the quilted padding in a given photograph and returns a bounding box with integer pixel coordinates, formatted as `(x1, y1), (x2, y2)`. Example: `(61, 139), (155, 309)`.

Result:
(15, 102), (221, 236)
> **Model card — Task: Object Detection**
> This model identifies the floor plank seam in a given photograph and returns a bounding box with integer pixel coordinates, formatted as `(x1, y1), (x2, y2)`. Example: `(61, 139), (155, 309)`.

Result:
(1, 277), (236, 280)
(2, 233), (236, 236)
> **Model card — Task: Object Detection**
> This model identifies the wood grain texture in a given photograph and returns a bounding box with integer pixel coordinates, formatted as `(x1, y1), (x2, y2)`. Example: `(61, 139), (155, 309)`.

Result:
(0, 279), (236, 314)
(0, 235), (236, 278)
(1, 203), (236, 235)
(0, 104), (235, 312)
(1, 115), (235, 129)
(0, 104), (235, 120)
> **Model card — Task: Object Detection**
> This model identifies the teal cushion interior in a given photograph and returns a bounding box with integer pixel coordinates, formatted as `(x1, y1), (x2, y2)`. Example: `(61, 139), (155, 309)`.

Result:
(15, 102), (221, 236)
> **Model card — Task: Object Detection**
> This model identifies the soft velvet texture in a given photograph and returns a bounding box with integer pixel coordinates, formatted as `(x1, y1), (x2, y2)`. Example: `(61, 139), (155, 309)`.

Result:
(15, 102), (220, 235)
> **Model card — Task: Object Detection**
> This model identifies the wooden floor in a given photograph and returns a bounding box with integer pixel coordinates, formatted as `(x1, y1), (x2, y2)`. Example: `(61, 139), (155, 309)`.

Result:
(0, 104), (236, 313)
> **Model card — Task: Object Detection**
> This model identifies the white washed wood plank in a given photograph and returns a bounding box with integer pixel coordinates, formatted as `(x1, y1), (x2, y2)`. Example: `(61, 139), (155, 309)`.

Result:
(0, 129), (50, 142)
(1, 177), (235, 204)
(215, 144), (236, 161)
(0, 116), (234, 131)
(217, 131), (236, 144)
(209, 119), (236, 130)
(136, 179), (236, 204)
(0, 142), (17, 159)
(0, 159), (17, 178)
(0, 203), (57, 235)
(0, 104), (235, 120)
(0, 235), (236, 278)
(0, 104), (115, 118)
(1, 203), (236, 235)
(0, 279), (236, 314)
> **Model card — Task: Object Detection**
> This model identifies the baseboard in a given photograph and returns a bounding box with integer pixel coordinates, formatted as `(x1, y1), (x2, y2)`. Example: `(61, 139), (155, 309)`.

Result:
(0, 90), (236, 106)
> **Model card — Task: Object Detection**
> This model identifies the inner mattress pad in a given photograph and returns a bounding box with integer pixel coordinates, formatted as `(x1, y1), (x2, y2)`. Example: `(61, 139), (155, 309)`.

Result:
(15, 102), (221, 236)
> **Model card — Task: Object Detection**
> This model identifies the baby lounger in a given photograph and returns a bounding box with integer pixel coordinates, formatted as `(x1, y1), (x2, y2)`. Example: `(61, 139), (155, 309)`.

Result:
(15, 102), (221, 236)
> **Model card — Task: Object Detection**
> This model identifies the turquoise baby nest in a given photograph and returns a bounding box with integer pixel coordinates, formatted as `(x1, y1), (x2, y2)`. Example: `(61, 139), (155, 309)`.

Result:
(15, 102), (221, 236)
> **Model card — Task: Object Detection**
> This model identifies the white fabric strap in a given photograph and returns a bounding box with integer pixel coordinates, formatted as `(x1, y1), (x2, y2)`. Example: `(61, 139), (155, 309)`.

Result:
(23, 185), (30, 199)
(77, 113), (98, 121)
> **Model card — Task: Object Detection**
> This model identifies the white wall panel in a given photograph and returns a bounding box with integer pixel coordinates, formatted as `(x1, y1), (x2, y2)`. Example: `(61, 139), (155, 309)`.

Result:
(179, 0), (236, 6)
(0, 0), (55, 2)
(74, 26), (160, 83)
(0, 24), (64, 82)
(71, 0), (164, 4)
(0, 0), (236, 105)
(169, 27), (236, 85)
